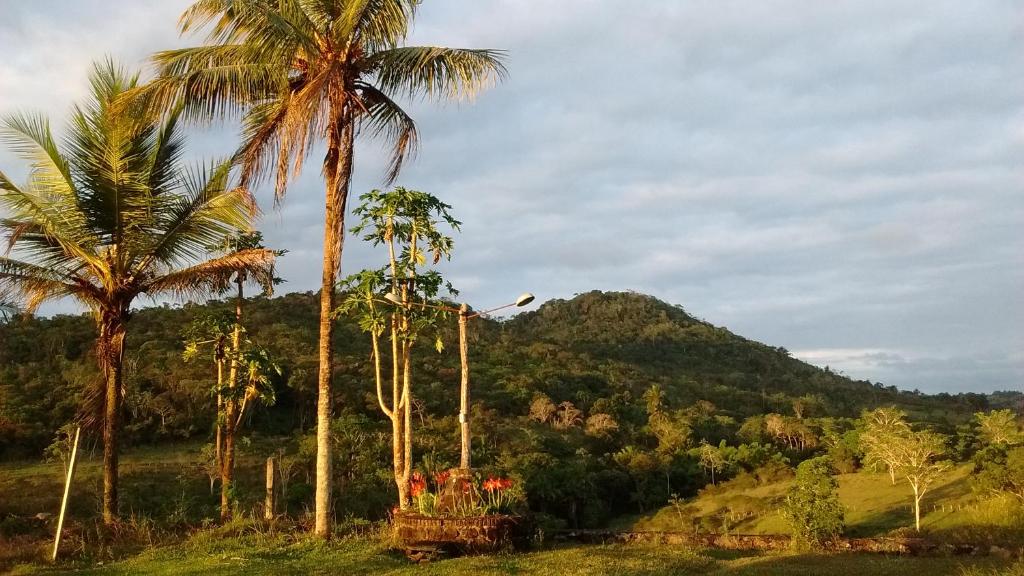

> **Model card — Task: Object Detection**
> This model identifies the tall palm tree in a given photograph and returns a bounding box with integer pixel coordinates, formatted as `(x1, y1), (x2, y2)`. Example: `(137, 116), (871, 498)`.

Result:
(0, 61), (276, 526)
(134, 0), (506, 536)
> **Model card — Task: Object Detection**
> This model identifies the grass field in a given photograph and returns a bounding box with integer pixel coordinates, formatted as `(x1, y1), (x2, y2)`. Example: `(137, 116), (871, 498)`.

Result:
(3, 445), (1024, 575)
(6, 530), (1023, 576)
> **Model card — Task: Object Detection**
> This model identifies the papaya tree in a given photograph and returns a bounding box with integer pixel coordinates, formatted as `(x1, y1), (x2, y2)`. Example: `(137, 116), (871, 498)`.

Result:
(339, 187), (458, 508)
(184, 232), (282, 520)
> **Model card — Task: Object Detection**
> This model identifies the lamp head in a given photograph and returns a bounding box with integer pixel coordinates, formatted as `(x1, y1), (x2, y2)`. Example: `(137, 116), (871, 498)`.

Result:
(383, 292), (403, 306)
(515, 292), (535, 307)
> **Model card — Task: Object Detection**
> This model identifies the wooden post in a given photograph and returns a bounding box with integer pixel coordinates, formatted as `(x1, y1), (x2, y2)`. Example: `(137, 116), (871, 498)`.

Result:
(265, 457), (276, 520)
(52, 426), (80, 562)
(458, 304), (471, 470)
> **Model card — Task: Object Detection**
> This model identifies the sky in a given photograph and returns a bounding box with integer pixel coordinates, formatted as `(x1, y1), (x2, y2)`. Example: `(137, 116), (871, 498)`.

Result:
(0, 1), (1021, 394)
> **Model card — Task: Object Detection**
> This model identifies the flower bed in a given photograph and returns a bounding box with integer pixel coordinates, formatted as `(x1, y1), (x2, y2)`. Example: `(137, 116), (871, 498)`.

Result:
(393, 510), (527, 555)
(393, 469), (530, 558)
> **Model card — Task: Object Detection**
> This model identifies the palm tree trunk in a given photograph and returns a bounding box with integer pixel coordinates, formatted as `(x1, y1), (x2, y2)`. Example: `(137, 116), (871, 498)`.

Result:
(99, 313), (126, 527)
(221, 277), (243, 521)
(314, 117), (354, 538)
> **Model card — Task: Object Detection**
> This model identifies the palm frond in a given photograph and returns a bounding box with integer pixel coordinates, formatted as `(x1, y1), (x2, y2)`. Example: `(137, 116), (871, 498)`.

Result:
(0, 256), (95, 314)
(140, 46), (286, 124)
(141, 160), (257, 270)
(147, 104), (186, 196)
(180, 0), (317, 54)
(64, 62), (160, 254)
(356, 82), (418, 184)
(368, 47), (508, 101)
(145, 248), (277, 300)
(0, 183), (99, 272)
(0, 112), (76, 197)
(332, 0), (417, 52)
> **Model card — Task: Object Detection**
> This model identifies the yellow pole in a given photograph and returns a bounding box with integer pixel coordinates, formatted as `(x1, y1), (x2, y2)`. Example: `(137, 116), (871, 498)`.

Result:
(52, 426), (80, 561)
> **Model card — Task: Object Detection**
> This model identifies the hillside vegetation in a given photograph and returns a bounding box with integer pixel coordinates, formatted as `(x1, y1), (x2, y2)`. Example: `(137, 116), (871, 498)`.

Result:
(1, 290), (1005, 454)
(1, 291), (1019, 529)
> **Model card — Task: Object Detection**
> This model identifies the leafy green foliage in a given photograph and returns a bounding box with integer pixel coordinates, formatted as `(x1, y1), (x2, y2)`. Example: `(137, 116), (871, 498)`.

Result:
(973, 446), (1024, 502)
(0, 290), (1016, 526)
(782, 457), (845, 548)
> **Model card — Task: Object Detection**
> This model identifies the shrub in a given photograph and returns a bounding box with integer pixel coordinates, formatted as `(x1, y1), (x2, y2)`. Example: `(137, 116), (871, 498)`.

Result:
(782, 456), (845, 549)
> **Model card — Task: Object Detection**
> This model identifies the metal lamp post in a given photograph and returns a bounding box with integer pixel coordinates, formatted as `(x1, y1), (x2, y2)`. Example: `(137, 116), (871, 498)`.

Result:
(455, 292), (534, 469)
(384, 291), (535, 470)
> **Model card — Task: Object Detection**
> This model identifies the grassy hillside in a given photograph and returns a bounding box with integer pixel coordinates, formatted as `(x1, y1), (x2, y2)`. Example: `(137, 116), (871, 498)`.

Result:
(634, 465), (1024, 546)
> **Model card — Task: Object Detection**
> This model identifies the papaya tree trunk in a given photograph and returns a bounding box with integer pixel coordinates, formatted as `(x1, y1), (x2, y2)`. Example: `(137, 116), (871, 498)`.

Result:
(401, 342), (413, 508)
(215, 355), (223, 472)
(99, 311), (126, 527)
(221, 277), (243, 521)
(221, 401), (236, 520)
(314, 114), (354, 538)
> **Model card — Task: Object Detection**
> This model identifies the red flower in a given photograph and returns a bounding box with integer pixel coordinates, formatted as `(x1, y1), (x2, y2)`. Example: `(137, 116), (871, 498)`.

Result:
(483, 476), (514, 492)
(433, 470), (451, 487)
(411, 472), (427, 497)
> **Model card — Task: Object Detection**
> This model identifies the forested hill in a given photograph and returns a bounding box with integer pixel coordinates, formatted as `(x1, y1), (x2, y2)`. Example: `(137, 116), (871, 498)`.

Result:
(0, 290), (1010, 459)
(494, 291), (1003, 418)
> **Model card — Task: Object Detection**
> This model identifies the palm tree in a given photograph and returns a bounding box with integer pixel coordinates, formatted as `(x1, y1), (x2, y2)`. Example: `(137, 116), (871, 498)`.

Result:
(134, 0), (506, 536)
(0, 61), (276, 526)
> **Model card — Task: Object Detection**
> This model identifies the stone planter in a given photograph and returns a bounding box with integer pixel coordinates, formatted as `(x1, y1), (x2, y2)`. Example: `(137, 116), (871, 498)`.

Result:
(393, 511), (528, 559)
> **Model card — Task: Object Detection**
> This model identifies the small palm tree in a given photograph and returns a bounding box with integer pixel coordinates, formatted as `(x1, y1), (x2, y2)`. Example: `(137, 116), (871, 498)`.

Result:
(0, 61), (276, 526)
(134, 0), (506, 535)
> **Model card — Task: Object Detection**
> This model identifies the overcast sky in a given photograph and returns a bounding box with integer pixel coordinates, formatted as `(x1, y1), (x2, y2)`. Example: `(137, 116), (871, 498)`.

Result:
(1, 1), (1021, 394)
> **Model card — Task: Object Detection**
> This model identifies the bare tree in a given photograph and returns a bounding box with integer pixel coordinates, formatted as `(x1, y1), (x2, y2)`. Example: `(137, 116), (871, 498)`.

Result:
(698, 441), (726, 485)
(529, 395), (557, 424)
(585, 413), (620, 439)
(892, 430), (951, 531)
(553, 401), (584, 430)
(975, 410), (1022, 446)
(860, 407), (911, 484)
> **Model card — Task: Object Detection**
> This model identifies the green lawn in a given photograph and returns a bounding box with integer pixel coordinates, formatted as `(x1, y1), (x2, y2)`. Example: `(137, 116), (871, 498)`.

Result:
(7, 532), (1022, 576)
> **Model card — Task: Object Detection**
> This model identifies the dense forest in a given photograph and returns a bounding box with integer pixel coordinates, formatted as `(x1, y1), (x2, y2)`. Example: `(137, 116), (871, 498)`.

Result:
(1, 290), (1018, 526)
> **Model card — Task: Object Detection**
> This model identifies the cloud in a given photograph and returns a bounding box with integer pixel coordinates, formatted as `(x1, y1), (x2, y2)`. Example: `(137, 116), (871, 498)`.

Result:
(0, 0), (1021, 393)
(793, 347), (1023, 393)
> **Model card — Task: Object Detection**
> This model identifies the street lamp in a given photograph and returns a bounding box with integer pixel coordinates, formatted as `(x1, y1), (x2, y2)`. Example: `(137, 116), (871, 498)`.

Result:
(381, 291), (535, 470)
(456, 292), (534, 470)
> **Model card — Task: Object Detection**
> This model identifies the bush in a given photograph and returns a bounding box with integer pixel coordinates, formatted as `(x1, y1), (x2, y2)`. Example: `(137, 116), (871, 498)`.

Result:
(782, 456), (845, 549)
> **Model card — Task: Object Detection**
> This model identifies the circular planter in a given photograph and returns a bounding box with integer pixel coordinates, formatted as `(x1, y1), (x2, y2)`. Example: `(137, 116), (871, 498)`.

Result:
(393, 511), (528, 558)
